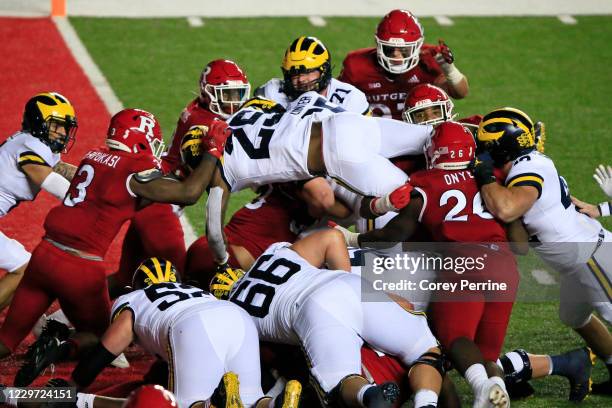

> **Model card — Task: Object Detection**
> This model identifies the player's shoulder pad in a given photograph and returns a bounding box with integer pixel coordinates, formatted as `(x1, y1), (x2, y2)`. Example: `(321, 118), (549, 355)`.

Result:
(21, 135), (56, 164)
(133, 168), (164, 183)
(505, 152), (547, 198)
(18, 150), (50, 167)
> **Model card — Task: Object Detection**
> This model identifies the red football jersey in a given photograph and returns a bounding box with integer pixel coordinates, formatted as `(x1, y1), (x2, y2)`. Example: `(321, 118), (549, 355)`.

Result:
(338, 46), (443, 120)
(224, 184), (312, 259)
(44, 148), (160, 257)
(409, 168), (507, 242)
(163, 98), (222, 173)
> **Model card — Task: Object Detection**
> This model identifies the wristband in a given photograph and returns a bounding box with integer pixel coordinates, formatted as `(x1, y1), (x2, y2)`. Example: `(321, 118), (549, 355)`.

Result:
(441, 63), (465, 86)
(598, 201), (612, 217)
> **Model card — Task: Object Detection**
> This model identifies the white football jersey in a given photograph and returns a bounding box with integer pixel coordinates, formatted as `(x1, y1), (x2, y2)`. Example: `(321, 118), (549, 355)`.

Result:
(256, 78), (369, 114)
(222, 92), (344, 192)
(506, 151), (603, 264)
(0, 131), (60, 216)
(111, 283), (218, 359)
(228, 242), (347, 344)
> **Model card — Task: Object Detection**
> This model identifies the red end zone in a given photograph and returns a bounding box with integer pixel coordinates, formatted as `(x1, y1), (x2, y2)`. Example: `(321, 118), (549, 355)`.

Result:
(0, 17), (135, 386)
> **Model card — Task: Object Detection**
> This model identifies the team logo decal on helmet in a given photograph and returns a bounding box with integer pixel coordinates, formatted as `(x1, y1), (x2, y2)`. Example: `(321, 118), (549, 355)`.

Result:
(22, 92), (78, 153)
(210, 266), (245, 300)
(476, 107), (536, 167)
(200, 59), (251, 119)
(375, 9), (424, 74)
(131, 257), (179, 289)
(281, 36), (332, 99)
(403, 84), (456, 126)
(106, 108), (165, 159)
(425, 121), (476, 170)
(180, 125), (207, 171)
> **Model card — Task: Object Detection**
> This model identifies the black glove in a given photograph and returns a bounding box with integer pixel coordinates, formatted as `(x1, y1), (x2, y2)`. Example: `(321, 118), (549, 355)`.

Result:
(470, 158), (496, 187)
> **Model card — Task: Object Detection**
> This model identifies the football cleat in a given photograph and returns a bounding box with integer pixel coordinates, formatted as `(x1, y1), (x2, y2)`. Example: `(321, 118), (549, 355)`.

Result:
(274, 380), (302, 408)
(362, 382), (400, 407)
(211, 372), (244, 408)
(14, 320), (69, 386)
(564, 347), (595, 402)
(473, 380), (509, 408)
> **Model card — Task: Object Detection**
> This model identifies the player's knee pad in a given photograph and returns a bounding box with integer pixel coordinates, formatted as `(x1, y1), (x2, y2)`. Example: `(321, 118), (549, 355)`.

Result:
(408, 351), (446, 378)
(498, 348), (532, 386)
(558, 302), (593, 329)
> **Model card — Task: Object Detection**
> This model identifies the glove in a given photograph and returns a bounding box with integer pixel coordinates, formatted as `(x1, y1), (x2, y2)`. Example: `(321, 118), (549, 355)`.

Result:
(370, 183), (414, 215)
(202, 119), (231, 160)
(470, 158), (496, 187)
(594, 164), (612, 198)
(434, 39), (455, 65)
(328, 221), (360, 248)
(534, 121), (546, 153)
(210, 263), (245, 300)
(46, 377), (71, 388)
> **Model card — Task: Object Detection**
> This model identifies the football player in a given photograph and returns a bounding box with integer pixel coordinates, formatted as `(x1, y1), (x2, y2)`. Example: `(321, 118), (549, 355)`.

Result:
(473, 107), (612, 396)
(335, 122), (518, 408)
(51, 257), (301, 408)
(255, 36), (369, 218)
(0, 108), (226, 381)
(210, 229), (444, 408)
(339, 9), (468, 120)
(0, 92), (78, 311)
(256, 36), (369, 113)
(108, 59), (249, 291)
(202, 94), (430, 266)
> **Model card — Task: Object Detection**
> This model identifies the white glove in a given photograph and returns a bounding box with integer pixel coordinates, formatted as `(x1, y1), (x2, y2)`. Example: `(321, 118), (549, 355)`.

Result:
(593, 164), (612, 198)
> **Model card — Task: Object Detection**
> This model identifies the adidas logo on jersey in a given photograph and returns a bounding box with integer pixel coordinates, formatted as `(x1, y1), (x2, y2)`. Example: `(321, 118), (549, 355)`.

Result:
(408, 75), (420, 84)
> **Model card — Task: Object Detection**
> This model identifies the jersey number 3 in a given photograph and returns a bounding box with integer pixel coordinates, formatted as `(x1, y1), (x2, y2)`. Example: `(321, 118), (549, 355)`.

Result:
(64, 164), (95, 207)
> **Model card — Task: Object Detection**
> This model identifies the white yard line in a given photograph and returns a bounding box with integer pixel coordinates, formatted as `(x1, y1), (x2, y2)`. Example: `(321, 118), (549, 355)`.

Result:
(434, 16), (454, 26)
(531, 269), (557, 285)
(308, 16), (327, 27)
(558, 15), (578, 24)
(53, 17), (199, 246)
(187, 16), (204, 27)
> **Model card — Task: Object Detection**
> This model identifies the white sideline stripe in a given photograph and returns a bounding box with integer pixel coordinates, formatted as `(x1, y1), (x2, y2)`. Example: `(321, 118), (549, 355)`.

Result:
(308, 16), (327, 27)
(434, 16), (454, 26)
(53, 17), (123, 115)
(180, 213), (197, 246)
(52, 17), (199, 247)
(187, 16), (204, 27)
(558, 15), (577, 24)
(531, 269), (556, 285)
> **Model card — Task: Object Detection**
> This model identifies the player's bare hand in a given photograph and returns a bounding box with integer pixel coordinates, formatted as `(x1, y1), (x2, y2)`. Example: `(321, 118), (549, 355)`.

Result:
(571, 196), (600, 218)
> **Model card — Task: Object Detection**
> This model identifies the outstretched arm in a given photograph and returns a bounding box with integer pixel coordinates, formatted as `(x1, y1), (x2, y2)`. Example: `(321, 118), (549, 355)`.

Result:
(206, 169), (232, 264)
(129, 154), (217, 205)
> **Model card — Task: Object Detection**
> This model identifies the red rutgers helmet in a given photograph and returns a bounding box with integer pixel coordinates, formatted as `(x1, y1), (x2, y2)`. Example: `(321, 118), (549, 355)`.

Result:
(122, 385), (177, 408)
(106, 108), (165, 158)
(425, 121), (475, 170)
(200, 59), (251, 119)
(375, 9), (424, 74)
(403, 84), (455, 126)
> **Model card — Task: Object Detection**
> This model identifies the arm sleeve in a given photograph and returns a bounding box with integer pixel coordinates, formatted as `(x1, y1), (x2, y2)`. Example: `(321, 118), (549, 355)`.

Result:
(206, 186), (228, 263)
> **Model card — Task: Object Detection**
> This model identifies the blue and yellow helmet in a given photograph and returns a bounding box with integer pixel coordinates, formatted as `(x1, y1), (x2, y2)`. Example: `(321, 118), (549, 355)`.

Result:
(132, 257), (179, 289)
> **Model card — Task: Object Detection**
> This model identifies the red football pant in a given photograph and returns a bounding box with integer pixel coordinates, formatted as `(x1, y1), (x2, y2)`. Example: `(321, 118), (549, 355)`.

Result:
(0, 239), (111, 352)
(429, 300), (513, 362)
(114, 203), (186, 286)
